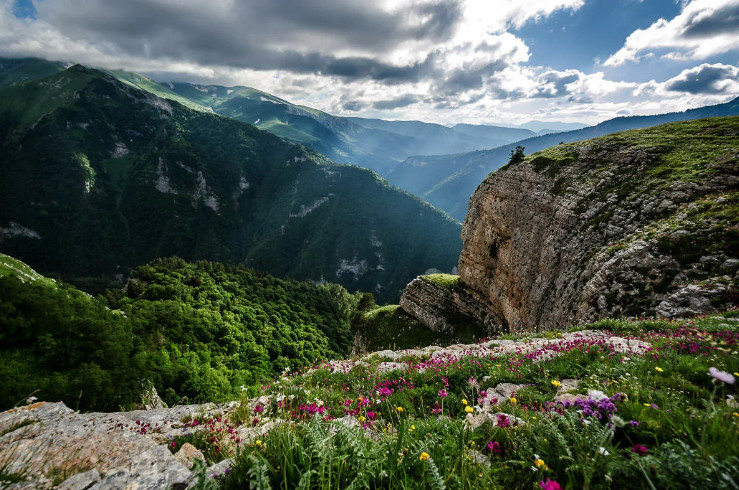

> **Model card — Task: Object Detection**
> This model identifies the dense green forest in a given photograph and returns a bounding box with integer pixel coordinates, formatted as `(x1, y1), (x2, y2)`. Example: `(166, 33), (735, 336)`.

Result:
(0, 256), (362, 411)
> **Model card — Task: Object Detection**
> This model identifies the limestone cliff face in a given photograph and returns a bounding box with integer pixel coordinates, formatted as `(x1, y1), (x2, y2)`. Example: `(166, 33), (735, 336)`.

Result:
(457, 117), (739, 332)
(402, 117), (738, 333)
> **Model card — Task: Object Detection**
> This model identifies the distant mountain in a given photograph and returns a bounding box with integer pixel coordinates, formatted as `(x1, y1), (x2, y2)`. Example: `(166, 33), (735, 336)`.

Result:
(389, 96), (739, 220)
(517, 121), (589, 132)
(0, 57), (65, 87)
(0, 64), (461, 303)
(346, 117), (534, 156)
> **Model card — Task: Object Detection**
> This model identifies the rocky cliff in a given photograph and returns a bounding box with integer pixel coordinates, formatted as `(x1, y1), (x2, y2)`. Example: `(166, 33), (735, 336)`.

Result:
(401, 117), (739, 333)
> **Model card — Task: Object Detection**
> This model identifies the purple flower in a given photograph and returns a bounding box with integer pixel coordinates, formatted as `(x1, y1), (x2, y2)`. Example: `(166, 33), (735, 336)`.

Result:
(438, 389), (448, 398)
(629, 420), (639, 427)
(709, 367), (735, 385)
(631, 444), (649, 456)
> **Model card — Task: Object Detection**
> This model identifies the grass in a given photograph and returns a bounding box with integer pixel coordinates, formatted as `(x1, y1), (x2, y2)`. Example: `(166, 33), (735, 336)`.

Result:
(0, 254), (55, 286)
(168, 311), (739, 488)
(421, 274), (460, 290)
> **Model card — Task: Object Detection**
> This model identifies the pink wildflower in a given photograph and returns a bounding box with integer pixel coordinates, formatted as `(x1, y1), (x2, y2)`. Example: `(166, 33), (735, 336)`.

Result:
(632, 444), (649, 456)
(438, 389), (448, 398)
(540, 478), (562, 490)
(487, 440), (502, 454)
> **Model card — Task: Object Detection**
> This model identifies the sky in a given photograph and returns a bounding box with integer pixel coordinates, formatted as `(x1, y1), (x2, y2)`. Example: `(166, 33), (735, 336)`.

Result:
(1, 0), (737, 125)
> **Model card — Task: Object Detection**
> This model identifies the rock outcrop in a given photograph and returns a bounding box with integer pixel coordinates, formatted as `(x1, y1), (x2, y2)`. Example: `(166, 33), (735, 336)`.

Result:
(399, 275), (500, 336)
(402, 117), (739, 332)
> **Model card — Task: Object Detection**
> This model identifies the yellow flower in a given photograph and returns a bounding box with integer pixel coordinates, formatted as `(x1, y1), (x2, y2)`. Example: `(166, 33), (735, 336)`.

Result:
(734, 373), (739, 377)
(255, 440), (262, 446)
(733, 413), (739, 417)
(419, 452), (430, 461)
(465, 406), (474, 413)
(644, 403), (650, 407)
(535, 459), (549, 470)
(358, 416), (366, 422)
(396, 406), (404, 413)
(462, 399), (468, 405)
(551, 380), (561, 388)
(409, 425), (415, 432)
(496, 364), (502, 368)
(655, 367), (663, 372)
(510, 398), (517, 404)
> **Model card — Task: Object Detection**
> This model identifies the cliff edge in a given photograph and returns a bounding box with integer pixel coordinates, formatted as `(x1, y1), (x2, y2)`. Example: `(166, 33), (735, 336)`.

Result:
(401, 117), (738, 334)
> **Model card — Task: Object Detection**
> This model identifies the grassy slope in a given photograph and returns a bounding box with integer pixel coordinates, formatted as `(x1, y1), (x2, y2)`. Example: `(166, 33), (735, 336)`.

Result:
(194, 311), (739, 489)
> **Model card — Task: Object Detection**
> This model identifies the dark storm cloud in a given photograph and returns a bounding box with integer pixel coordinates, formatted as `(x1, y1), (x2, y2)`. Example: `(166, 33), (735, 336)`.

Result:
(681, 3), (739, 38)
(664, 63), (739, 94)
(372, 94), (419, 110)
(34, 0), (461, 83)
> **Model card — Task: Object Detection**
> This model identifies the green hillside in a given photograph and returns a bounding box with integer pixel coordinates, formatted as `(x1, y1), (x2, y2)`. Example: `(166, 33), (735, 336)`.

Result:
(0, 255), (363, 411)
(0, 64), (461, 303)
(0, 57), (65, 87)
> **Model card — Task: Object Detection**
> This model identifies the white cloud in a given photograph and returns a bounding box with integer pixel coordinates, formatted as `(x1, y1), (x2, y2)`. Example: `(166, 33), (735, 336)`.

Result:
(604, 0), (739, 66)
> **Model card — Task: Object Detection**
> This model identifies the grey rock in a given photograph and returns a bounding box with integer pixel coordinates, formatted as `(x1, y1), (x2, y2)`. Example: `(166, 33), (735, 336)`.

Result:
(90, 446), (191, 490)
(57, 469), (101, 490)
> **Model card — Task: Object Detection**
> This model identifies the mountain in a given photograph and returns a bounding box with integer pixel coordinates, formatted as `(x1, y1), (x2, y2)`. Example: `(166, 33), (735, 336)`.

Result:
(0, 57), (65, 87)
(345, 117), (535, 155)
(393, 117), (738, 336)
(0, 64), (461, 303)
(389, 97), (739, 220)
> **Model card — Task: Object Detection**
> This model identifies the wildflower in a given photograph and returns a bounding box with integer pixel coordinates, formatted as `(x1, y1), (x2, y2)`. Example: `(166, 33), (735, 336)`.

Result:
(539, 478), (562, 490)
(409, 425), (415, 432)
(438, 389), (448, 398)
(655, 367), (663, 372)
(631, 444), (649, 456)
(255, 440), (262, 446)
(733, 413), (739, 417)
(419, 452), (430, 461)
(599, 447), (610, 456)
(510, 397), (517, 405)
(358, 416), (366, 423)
(643, 403), (650, 407)
(462, 399), (468, 405)
(551, 380), (561, 388)
(254, 404), (263, 413)
(535, 459), (548, 470)
(734, 372), (739, 377)
(465, 406), (474, 413)
(396, 406), (404, 413)
(487, 441), (502, 454)
(708, 367), (735, 385)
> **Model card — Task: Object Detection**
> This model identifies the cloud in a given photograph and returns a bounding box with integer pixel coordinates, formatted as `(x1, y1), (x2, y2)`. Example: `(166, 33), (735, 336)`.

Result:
(604, 0), (739, 66)
(663, 63), (739, 94)
(372, 94), (420, 110)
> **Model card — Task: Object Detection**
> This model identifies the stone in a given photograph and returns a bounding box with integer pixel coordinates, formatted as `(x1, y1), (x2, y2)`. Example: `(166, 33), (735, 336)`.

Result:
(174, 443), (205, 470)
(90, 446), (191, 490)
(56, 469), (101, 490)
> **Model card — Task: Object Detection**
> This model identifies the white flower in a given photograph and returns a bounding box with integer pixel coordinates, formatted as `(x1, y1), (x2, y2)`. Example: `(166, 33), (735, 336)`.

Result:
(240, 385), (247, 392)
(599, 447), (610, 456)
(26, 396), (37, 404)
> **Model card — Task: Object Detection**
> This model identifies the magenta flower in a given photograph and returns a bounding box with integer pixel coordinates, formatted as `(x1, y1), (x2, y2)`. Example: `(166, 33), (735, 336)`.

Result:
(709, 367), (735, 385)
(496, 414), (510, 428)
(540, 478), (562, 490)
(487, 440), (502, 454)
(438, 389), (448, 398)
(632, 444), (649, 456)
(254, 404), (263, 413)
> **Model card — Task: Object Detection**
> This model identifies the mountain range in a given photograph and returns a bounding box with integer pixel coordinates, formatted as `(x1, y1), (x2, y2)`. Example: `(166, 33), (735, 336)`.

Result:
(0, 63), (461, 302)
(388, 96), (739, 220)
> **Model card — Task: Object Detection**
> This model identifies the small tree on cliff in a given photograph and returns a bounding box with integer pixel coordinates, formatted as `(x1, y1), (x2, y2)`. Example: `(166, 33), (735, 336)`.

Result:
(509, 145), (525, 165)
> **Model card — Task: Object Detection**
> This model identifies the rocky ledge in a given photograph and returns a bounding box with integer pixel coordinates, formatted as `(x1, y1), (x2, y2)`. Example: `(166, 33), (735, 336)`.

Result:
(402, 118), (738, 333)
